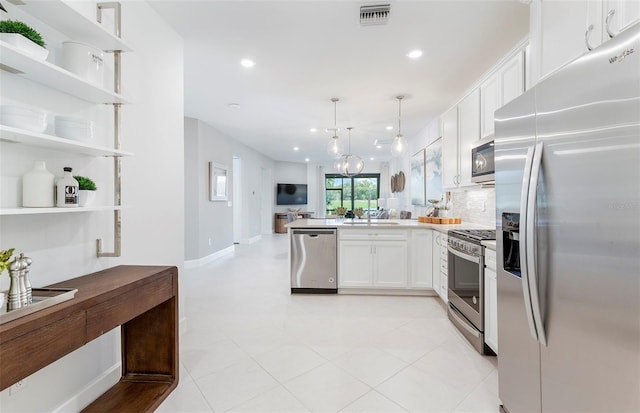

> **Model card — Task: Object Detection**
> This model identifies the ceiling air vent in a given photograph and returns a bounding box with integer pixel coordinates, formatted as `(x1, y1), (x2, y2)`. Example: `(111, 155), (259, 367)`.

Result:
(360, 4), (390, 26)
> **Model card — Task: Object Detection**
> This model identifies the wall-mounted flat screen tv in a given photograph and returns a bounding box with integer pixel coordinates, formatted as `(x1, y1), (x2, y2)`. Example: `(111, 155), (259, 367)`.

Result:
(276, 183), (307, 205)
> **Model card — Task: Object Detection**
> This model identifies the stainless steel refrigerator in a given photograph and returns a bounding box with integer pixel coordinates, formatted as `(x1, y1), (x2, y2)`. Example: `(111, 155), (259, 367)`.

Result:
(494, 23), (640, 413)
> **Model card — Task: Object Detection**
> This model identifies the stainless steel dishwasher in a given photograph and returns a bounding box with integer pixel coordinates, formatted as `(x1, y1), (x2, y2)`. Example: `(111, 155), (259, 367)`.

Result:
(291, 228), (337, 293)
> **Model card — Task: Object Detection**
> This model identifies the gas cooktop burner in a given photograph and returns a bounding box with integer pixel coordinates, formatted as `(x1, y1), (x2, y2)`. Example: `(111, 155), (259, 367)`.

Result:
(449, 229), (496, 241)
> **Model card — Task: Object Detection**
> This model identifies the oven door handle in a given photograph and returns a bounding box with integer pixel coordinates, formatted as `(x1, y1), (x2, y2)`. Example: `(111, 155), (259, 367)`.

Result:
(449, 304), (481, 338)
(447, 246), (480, 264)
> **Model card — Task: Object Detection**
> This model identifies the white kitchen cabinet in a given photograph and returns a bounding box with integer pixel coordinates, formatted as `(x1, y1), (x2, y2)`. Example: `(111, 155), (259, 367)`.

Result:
(480, 52), (524, 138)
(338, 241), (373, 287)
(484, 248), (498, 354)
(431, 231), (449, 302)
(529, 0), (639, 85)
(442, 90), (479, 190)
(432, 232), (442, 295)
(410, 230), (433, 288)
(338, 230), (408, 289)
(457, 89), (480, 187)
(373, 241), (408, 288)
(442, 106), (459, 190)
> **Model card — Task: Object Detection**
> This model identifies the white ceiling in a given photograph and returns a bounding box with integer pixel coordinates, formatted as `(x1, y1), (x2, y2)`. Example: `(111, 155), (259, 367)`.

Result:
(149, 0), (529, 164)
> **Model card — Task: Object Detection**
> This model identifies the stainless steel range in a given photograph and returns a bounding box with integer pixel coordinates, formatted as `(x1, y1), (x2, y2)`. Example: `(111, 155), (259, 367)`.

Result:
(447, 229), (496, 354)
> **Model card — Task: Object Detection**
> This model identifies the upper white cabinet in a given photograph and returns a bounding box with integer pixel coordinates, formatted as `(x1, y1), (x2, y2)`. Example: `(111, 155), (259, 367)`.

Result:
(442, 106), (459, 190)
(480, 52), (524, 138)
(442, 90), (480, 190)
(410, 230), (433, 288)
(529, 0), (640, 85)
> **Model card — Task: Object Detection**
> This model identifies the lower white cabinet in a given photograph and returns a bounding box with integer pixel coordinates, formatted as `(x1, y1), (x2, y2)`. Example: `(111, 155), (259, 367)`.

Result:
(484, 248), (498, 353)
(410, 230), (433, 288)
(338, 230), (408, 288)
(432, 231), (449, 302)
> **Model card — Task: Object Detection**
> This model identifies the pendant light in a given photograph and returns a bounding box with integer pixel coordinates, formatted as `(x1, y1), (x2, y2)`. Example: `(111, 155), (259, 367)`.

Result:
(327, 98), (344, 159)
(390, 95), (408, 157)
(337, 127), (364, 177)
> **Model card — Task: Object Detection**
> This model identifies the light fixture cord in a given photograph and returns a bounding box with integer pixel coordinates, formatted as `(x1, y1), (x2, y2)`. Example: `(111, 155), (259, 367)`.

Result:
(398, 97), (402, 135)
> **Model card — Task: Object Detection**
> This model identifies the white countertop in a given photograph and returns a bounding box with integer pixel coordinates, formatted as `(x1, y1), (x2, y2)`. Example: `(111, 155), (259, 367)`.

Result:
(482, 240), (497, 250)
(285, 218), (493, 233)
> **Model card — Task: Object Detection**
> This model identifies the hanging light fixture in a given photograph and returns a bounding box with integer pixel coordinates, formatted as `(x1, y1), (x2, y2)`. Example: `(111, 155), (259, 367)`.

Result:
(390, 95), (408, 157)
(337, 127), (364, 177)
(327, 98), (344, 159)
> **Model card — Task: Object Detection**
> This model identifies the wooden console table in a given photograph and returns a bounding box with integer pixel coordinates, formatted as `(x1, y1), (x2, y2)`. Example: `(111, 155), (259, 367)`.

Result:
(274, 212), (314, 233)
(0, 265), (179, 412)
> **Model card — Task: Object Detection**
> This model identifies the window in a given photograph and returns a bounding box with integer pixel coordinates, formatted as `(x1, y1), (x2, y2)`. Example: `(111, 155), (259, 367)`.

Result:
(325, 174), (380, 216)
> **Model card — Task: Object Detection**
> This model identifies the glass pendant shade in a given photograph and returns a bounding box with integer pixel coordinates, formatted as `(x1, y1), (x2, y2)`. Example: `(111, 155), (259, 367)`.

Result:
(390, 95), (408, 157)
(327, 136), (344, 159)
(390, 133), (408, 157)
(340, 154), (364, 177)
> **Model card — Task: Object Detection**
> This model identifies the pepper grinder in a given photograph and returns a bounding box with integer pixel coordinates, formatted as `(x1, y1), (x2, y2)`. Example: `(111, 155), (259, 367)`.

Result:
(7, 258), (23, 311)
(19, 253), (33, 305)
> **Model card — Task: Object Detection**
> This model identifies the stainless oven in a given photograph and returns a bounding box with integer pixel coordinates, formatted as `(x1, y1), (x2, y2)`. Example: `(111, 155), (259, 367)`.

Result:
(447, 229), (496, 354)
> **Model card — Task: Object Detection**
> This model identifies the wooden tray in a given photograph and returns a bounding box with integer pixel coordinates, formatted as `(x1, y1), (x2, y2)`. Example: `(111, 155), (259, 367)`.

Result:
(418, 216), (462, 224)
(0, 287), (78, 325)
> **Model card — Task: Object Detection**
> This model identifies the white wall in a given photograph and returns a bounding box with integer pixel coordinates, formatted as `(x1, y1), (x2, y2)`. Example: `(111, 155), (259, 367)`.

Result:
(274, 161), (308, 213)
(183, 117), (275, 258)
(0, 1), (184, 411)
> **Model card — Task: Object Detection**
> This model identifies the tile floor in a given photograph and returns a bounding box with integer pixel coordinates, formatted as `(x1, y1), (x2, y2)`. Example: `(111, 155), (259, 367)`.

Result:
(157, 235), (499, 413)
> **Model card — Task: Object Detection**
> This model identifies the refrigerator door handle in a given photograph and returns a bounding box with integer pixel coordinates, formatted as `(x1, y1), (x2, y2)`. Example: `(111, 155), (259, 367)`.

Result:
(526, 142), (547, 346)
(520, 145), (539, 342)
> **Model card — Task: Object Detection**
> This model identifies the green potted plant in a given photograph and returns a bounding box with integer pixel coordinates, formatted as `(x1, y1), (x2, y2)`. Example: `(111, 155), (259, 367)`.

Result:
(0, 248), (15, 308)
(74, 175), (97, 207)
(0, 20), (48, 60)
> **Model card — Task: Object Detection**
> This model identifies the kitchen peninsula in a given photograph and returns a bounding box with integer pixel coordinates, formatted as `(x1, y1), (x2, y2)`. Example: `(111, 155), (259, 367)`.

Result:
(286, 219), (490, 296)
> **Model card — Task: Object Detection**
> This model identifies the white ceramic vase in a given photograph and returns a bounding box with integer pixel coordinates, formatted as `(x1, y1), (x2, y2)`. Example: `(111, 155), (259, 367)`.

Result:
(0, 33), (49, 60)
(22, 161), (55, 207)
(78, 190), (96, 207)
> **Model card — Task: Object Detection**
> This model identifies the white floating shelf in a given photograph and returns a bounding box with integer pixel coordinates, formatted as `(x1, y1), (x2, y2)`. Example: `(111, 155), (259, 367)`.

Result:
(0, 206), (123, 216)
(0, 42), (130, 104)
(15, 0), (133, 52)
(0, 125), (133, 157)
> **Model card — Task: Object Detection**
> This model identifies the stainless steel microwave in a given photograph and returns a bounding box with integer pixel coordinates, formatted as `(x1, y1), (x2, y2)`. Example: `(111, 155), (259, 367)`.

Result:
(471, 137), (495, 183)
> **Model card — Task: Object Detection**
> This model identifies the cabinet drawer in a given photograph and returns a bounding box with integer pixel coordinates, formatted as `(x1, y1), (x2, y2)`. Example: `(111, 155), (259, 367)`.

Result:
(441, 259), (448, 272)
(339, 229), (408, 241)
(0, 311), (86, 390)
(440, 246), (448, 259)
(86, 273), (174, 340)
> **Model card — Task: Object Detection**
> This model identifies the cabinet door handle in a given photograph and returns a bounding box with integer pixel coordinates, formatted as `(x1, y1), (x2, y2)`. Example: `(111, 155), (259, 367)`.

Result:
(585, 24), (595, 51)
(606, 9), (616, 39)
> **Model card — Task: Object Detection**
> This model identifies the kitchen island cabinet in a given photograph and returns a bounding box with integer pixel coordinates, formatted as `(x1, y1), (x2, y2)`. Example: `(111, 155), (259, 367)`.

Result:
(338, 229), (408, 288)
(0, 266), (179, 412)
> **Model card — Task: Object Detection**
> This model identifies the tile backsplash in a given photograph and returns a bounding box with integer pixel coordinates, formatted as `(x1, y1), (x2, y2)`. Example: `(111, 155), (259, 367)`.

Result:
(450, 188), (496, 228)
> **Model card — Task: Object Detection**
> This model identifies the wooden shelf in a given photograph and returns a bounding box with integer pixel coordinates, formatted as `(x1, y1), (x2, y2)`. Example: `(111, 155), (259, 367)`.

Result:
(0, 206), (123, 216)
(14, 0), (133, 52)
(0, 125), (133, 157)
(0, 42), (130, 104)
(82, 381), (174, 413)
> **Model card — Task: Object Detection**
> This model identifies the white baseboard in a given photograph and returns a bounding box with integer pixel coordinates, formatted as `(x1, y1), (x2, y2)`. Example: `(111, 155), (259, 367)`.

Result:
(184, 245), (235, 268)
(52, 363), (121, 413)
(248, 235), (262, 244)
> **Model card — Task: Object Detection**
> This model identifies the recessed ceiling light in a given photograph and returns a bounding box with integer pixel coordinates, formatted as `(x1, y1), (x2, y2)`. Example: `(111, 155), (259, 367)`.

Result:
(407, 50), (423, 59)
(309, 128), (317, 133)
(228, 103), (241, 109)
(305, 158), (310, 162)
(370, 157), (375, 161)
(386, 126), (393, 130)
(293, 147), (299, 151)
(376, 145), (383, 149)
(240, 58), (256, 68)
